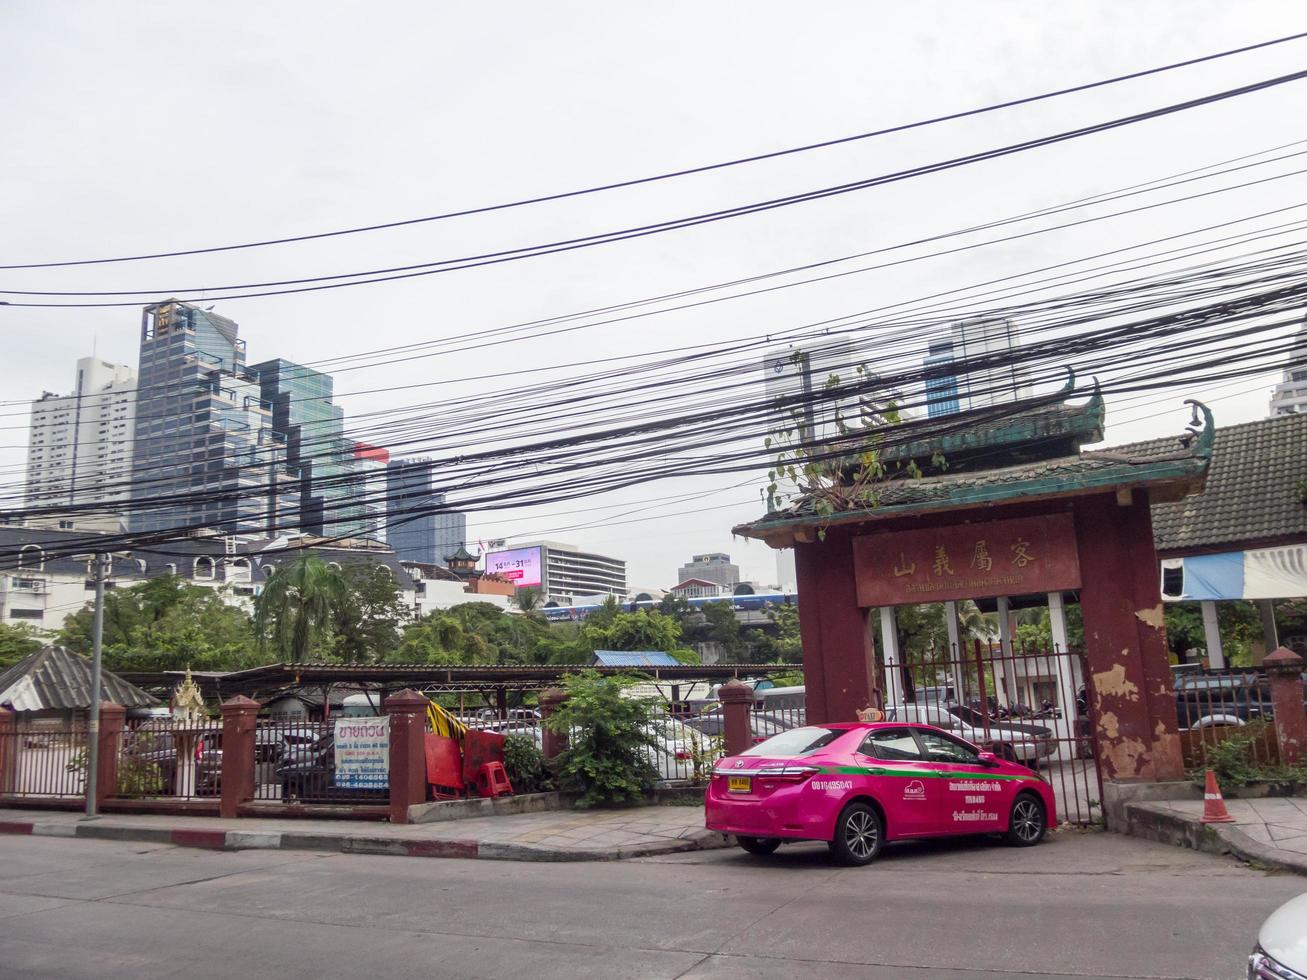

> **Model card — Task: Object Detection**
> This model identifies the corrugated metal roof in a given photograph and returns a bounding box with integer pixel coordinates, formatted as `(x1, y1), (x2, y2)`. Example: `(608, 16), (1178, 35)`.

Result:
(592, 651), (682, 667)
(0, 646), (159, 712)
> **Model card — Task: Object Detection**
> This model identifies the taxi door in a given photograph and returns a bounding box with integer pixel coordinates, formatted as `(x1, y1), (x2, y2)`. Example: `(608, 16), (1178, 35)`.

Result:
(856, 727), (942, 837)
(913, 728), (1010, 834)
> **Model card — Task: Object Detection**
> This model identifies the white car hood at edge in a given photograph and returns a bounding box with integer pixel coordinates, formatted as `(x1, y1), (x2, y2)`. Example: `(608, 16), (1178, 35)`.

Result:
(1260, 891), (1307, 971)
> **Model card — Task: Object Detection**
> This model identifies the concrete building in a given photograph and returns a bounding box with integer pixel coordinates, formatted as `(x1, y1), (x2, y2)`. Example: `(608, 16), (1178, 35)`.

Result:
(1269, 318), (1307, 416)
(129, 301), (293, 535)
(0, 525), (416, 634)
(484, 540), (626, 605)
(922, 318), (1033, 418)
(25, 357), (137, 527)
(677, 553), (740, 590)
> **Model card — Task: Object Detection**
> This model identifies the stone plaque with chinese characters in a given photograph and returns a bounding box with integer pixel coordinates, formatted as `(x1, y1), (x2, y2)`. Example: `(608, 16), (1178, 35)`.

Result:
(851, 513), (1081, 606)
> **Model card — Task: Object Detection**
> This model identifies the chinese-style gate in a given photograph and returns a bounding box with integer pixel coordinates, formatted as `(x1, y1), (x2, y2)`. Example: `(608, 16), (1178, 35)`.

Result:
(736, 387), (1214, 788)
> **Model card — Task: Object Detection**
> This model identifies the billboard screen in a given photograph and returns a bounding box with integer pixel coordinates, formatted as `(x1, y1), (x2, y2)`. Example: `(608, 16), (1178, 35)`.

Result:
(484, 546), (542, 587)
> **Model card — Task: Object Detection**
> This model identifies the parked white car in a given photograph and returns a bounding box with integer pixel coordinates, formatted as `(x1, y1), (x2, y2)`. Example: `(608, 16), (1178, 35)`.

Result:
(1249, 891), (1307, 979)
(889, 702), (1056, 766)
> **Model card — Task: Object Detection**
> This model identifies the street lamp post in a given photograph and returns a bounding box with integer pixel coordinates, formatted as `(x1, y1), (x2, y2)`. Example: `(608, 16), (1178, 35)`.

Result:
(84, 552), (108, 817)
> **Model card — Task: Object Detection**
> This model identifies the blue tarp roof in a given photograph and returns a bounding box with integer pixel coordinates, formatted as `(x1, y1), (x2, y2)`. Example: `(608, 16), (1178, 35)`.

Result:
(591, 650), (681, 667)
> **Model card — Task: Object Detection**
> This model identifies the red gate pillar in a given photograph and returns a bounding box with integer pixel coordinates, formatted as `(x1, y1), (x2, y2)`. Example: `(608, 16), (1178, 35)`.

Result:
(1074, 495), (1184, 781)
(719, 681), (753, 758)
(794, 529), (877, 723)
(95, 702), (126, 810)
(1264, 647), (1306, 766)
(538, 688), (568, 761)
(220, 696), (261, 819)
(0, 707), (15, 795)
(385, 689), (427, 824)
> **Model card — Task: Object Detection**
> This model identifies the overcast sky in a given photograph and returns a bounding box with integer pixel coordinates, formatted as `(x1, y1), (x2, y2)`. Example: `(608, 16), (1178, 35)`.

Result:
(2, 2), (1305, 590)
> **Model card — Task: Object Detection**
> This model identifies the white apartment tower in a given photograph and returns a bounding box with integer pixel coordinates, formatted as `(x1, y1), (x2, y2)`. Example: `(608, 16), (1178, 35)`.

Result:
(26, 357), (137, 527)
(1269, 319), (1307, 417)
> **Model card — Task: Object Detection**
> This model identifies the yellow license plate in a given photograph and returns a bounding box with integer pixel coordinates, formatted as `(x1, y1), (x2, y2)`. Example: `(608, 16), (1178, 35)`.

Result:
(728, 776), (752, 793)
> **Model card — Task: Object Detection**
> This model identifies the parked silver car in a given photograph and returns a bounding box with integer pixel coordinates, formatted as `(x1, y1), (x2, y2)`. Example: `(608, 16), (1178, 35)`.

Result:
(889, 702), (1056, 766)
(1249, 891), (1307, 979)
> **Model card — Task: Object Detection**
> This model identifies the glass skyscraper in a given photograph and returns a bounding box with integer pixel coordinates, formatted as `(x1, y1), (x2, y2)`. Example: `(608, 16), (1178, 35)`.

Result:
(386, 457), (466, 563)
(130, 301), (292, 534)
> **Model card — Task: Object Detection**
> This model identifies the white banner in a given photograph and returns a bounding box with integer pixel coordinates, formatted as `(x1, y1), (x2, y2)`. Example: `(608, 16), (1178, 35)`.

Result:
(334, 716), (389, 789)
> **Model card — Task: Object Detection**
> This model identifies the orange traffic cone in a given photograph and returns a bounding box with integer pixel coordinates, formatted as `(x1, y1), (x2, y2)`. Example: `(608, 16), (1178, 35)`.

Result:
(1200, 769), (1236, 824)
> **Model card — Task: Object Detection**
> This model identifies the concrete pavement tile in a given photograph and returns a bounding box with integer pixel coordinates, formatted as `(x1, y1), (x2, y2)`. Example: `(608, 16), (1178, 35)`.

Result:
(1266, 824), (1307, 842)
(1238, 823), (1274, 844)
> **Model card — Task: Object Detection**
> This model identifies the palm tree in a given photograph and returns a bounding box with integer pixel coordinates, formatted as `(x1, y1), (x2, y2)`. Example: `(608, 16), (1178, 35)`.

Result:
(515, 586), (544, 618)
(254, 555), (346, 662)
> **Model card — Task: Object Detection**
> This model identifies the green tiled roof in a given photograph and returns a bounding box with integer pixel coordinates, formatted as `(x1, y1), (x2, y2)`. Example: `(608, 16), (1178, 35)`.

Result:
(736, 440), (1209, 542)
(1138, 413), (1307, 554)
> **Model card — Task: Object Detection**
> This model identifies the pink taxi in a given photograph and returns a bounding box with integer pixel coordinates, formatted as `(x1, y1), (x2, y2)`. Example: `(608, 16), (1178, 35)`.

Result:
(706, 722), (1056, 865)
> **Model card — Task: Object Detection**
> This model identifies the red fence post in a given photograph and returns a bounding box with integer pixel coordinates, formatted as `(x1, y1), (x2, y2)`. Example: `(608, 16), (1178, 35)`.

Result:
(1265, 647), (1306, 767)
(220, 696), (261, 819)
(719, 681), (753, 758)
(95, 702), (126, 810)
(539, 688), (568, 761)
(0, 707), (14, 796)
(385, 689), (428, 825)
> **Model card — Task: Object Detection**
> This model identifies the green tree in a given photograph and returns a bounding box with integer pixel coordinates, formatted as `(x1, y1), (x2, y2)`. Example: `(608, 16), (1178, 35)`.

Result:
(58, 577), (258, 672)
(515, 586), (544, 618)
(1164, 601), (1262, 665)
(584, 609), (683, 653)
(390, 612), (494, 664)
(328, 562), (410, 662)
(254, 555), (345, 662)
(0, 622), (42, 669)
(545, 670), (660, 807)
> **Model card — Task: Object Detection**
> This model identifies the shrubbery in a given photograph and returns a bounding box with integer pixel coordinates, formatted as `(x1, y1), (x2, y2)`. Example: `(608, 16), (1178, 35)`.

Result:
(545, 670), (660, 808)
(503, 734), (554, 794)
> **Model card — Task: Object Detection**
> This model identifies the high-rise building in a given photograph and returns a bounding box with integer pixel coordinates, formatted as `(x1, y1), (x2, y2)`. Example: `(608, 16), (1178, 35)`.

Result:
(129, 301), (291, 535)
(385, 457), (467, 562)
(252, 358), (373, 538)
(26, 357), (137, 527)
(351, 442), (390, 541)
(384, 458), (435, 562)
(923, 340), (962, 418)
(677, 553), (740, 589)
(1269, 319), (1307, 416)
(484, 540), (626, 604)
(920, 318), (1033, 418)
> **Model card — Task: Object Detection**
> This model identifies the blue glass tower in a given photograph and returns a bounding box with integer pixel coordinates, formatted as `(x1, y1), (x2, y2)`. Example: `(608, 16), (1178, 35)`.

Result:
(130, 301), (291, 534)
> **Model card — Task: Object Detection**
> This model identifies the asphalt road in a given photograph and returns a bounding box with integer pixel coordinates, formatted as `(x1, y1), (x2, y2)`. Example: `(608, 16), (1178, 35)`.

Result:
(0, 828), (1300, 979)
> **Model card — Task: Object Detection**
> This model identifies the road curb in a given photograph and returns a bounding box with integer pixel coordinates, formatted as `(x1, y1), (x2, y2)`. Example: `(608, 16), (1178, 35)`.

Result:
(1122, 801), (1307, 876)
(1, 818), (728, 862)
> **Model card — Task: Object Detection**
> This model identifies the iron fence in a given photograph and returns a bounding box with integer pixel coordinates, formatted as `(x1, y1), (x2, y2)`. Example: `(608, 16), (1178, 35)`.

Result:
(114, 720), (224, 801)
(879, 641), (1101, 826)
(1174, 670), (1280, 769)
(644, 705), (720, 785)
(0, 727), (87, 799)
(252, 717), (387, 806)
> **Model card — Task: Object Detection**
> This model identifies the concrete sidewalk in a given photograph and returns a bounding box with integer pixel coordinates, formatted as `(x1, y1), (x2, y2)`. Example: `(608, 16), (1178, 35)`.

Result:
(1124, 795), (1307, 875)
(0, 804), (728, 862)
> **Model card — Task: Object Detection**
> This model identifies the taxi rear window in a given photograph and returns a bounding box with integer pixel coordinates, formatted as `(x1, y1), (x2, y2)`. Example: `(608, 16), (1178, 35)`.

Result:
(741, 726), (842, 757)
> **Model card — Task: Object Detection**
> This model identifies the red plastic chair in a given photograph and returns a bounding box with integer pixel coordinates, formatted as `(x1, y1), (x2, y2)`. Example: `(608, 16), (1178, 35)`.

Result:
(475, 761), (513, 798)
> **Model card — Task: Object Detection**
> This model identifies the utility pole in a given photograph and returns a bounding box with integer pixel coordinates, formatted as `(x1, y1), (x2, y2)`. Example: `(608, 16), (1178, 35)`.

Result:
(84, 552), (107, 817)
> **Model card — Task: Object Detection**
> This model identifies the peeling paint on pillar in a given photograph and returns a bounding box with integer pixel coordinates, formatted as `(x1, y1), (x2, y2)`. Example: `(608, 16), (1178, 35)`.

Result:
(1134, 605), (1165, 630)
(1074, 494), (1185, 782)
(1093, 663), (1140, 702)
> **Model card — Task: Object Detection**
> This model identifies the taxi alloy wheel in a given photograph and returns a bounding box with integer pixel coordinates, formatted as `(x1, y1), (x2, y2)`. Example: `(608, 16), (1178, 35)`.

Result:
(737, 836), (781, 856)
(1004, 794), (1046, 847)
(829, 802), (883, 866)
